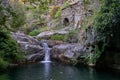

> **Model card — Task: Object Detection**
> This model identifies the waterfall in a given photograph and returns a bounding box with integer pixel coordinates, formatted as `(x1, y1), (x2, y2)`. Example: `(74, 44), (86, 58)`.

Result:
(41, 43), (51, 63)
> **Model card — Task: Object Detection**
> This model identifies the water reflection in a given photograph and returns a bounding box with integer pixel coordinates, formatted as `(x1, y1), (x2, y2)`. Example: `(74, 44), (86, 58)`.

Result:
(88, 67), (94, 80)
(43, 63), (51, 80)
(0, 63), (120, 80)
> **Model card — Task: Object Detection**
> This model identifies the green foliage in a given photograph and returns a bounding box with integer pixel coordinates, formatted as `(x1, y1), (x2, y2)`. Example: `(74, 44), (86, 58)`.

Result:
(65, 30), (79, 43)
(25, 0), (53, 14)
(48, 30), (79, 42)
(50, 34), (65, 41)
(0, 1), (25, 69)
(29, 29), (40, 36)
(0, 1), (10, 30)
(82, 48), (100, 64)
(94, 0), (120, 51)
(83, 0), (91, 5)
(55, 1), (69, 19)
(28, 26), (49, 36)
(22, 0), (53, 34)
(93, 46), (101, 63)
(53, 0), (72, 19)
(61, 1), (69, 9)
(81, 0), (100, 30)
(55, 9), (61, 19)
(0, 30), (20, 69)
(0, 0), (26, 30)
(88, 46), (100, 64)
(10, 1), (26, 28)
(0, 58), (9, 69)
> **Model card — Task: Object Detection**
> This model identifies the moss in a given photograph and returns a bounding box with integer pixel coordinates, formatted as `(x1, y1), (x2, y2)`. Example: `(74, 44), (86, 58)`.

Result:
(50, 34), (65, 41)
(29, 26), (49, 36)
(29, 29), (40, 36)
(55, 10), (61, 19)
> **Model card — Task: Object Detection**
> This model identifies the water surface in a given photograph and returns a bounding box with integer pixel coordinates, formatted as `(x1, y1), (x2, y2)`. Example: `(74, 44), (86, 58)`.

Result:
(0, 62), (120, 80)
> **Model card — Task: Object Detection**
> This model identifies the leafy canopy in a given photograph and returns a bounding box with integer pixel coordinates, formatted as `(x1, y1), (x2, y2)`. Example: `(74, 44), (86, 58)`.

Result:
(94, 0), (120, 51)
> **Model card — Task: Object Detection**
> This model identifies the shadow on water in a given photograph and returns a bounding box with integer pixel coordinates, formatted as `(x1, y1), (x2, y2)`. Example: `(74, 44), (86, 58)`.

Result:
(0, 74), (10, 80)
(0, 62), (120, 80)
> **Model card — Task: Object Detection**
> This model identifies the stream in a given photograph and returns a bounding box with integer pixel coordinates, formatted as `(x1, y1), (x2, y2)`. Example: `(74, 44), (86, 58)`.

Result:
(0, 62), (120, 80)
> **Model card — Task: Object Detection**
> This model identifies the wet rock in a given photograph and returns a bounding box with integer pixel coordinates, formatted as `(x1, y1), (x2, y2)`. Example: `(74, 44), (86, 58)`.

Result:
(11, 32), (39, 44)
(10, 32), (44, 62)
(51, 43), (85, 63)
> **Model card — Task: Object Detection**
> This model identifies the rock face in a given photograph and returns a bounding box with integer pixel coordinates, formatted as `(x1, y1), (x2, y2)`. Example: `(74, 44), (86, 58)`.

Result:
(40, 40), (64, 48)
(11, 32), (44, 63)
(61, 1), (85, 28)
(53, 0), (66, 5)
(51, 43), (85, 63)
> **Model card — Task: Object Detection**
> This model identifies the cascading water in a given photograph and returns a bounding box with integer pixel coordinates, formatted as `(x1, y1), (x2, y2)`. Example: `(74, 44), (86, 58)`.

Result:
(41, 43), (51, 63)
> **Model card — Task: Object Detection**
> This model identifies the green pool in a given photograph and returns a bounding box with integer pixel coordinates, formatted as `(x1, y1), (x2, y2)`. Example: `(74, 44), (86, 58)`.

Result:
(0, 62), (120, 80)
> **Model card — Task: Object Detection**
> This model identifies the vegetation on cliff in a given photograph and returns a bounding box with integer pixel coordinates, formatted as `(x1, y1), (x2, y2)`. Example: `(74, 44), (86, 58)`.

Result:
(79, 0), (120, 66)
(95, 0), (120, 51)
(94, 0), (120, 68)
(0, 0), (25, 69)
(0, 0), (120, 69)
(0, 0), (52, 69)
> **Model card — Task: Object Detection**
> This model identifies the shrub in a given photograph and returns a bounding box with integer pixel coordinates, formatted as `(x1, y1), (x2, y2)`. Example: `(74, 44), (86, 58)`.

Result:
(54, 1), (69, 19)
(83, 45), (100, 64)
(55, 10), (61, 18)
(0, 31), (19, 60)
(0, 0), (24, 69)
(0, 30), (21, 68)
(94, 0), (120, 51)
(50, 34), (65, 41)
(9, 0), (26, 28)
(29, 29), (40, 36)
(0, 0), (26, 30)
(0, 58), (9, 69)
(28, 26), (49, 36)
(61, 1), (69, 9)
(49, 5), (61, 18)
(65, 30), (79, 43)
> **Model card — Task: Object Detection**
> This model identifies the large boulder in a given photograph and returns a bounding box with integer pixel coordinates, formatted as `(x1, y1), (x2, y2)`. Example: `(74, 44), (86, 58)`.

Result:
(37, 30), (68, 39)
(10, 32), (44, 63)
(51, 43), (85, 64)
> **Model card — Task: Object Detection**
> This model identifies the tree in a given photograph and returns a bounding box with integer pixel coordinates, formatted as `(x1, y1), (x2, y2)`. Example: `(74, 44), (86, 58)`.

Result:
(94, 0), (120, 51)
(0, 0), (26, 30)
(0, 0), (25, 69)
(94, 0), (120, 68)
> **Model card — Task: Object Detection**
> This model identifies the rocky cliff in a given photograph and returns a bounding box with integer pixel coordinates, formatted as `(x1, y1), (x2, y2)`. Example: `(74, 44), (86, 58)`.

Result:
(11, 32), (44, 63)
